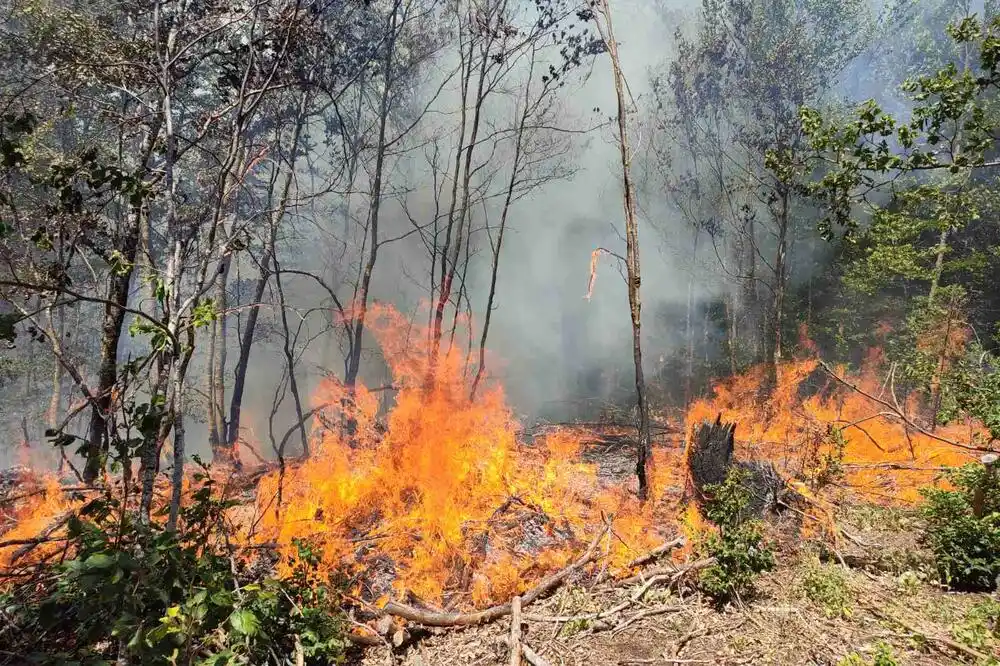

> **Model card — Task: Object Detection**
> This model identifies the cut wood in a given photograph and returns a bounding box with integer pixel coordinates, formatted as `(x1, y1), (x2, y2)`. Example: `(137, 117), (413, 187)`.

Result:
(509, 596), (522, 666)
(384, 523), (610, 627)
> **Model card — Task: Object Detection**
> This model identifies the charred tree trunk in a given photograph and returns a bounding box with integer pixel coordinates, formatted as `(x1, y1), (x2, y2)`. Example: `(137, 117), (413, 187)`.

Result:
(596, 0), (652, 499)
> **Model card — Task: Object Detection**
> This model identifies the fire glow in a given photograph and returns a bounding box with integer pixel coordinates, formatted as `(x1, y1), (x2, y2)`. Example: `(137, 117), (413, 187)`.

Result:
(1, 307), (981, 609)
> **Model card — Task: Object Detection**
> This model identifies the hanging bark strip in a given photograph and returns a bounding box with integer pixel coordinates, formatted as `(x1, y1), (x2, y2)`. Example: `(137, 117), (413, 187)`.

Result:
(383, 523), (610, 627)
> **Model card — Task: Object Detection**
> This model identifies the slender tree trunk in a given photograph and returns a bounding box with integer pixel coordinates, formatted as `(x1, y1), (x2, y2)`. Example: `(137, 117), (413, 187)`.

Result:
(928, 229), (948, 306)
(597, 0), (652, 499)
(226, 92), (309, 450)
(429, 16), (496, 381)
(84, 211), (141, 482)
(273, 259), (310, 458)
(344, 2), (398, 427)
(765, 188), (789, 391)
(207, 256), (231, 461)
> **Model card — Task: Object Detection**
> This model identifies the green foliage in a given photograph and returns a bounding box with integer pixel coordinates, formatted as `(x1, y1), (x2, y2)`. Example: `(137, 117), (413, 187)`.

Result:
(951, 599), (1000, 653)
(836, 643), (899, 666)
(920, 462), (1000, 590)
(801, 558), (852, 618)
(4, 468), (348, 665)
(696, 468), (776, 604)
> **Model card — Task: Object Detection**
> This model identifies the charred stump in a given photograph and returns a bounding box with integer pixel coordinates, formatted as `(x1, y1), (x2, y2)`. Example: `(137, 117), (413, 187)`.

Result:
(685, 415), (786, 518)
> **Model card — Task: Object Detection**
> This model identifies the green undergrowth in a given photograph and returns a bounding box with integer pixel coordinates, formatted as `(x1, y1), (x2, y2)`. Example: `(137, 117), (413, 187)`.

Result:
(0, 462), (348, 666)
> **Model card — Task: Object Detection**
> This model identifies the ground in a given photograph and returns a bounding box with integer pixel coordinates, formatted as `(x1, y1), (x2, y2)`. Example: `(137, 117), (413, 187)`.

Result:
(353, 501), (1000, 666)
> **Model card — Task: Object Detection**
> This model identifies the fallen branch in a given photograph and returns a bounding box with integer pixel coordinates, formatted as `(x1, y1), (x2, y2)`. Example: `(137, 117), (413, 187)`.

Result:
(609, 604), (684, 636)
(0, 536), (66, 549)
(383, 523), (611, 627)
(819, 361), (993, 454)
(626, 536), (685, 569)
(500, 637), (552, 666)
(618, 557), (714, 588)
(865, 605), (991, 663)
(509, 596), (522, 666)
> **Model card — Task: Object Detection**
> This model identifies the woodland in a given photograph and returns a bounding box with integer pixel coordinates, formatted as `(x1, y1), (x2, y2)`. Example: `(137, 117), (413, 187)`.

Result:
(0, 0), (1000, 664)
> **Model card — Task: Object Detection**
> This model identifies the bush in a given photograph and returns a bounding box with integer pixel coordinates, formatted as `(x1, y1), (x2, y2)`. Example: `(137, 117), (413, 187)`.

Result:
(3, 465), (348, 665)
(696, 467), (775, 604)
(920, 462), (1000, 591)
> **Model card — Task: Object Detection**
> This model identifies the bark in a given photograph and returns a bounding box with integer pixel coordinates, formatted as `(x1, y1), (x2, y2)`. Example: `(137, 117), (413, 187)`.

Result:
(765, 187), (789, 391)
(83, 210), (141, 482)
(596, 0), (652, 499)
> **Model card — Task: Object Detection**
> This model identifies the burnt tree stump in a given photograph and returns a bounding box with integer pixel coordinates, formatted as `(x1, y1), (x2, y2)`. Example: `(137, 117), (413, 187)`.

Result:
(686, 414), (786, 518)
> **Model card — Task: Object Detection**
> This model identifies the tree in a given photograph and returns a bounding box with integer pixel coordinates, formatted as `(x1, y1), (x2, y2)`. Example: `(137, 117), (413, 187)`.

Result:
(649, 0), (883, 389)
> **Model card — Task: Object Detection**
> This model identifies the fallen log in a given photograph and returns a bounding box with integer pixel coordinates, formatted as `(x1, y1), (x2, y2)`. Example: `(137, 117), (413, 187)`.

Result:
(383, 523), (610, 627)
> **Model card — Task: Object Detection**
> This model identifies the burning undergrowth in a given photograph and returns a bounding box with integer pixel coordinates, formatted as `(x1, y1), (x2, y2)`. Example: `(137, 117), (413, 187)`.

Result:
(247, 304), (684, 609)
(1, 311), (985, 619)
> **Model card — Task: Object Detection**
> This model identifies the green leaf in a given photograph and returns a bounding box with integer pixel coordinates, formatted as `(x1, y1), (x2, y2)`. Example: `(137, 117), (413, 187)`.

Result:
(229, 609), (259, 636)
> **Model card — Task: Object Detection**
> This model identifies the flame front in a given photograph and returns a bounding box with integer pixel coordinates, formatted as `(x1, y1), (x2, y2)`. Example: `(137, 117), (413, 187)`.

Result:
(250, 305), (681, 607)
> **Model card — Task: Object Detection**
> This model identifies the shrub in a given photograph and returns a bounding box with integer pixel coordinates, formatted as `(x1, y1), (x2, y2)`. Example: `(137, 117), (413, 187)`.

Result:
(696, 467), (775, 604)
(920, 462), (1000, 591)
(3, 464), (348, 665)
(801, 558), (852, 618)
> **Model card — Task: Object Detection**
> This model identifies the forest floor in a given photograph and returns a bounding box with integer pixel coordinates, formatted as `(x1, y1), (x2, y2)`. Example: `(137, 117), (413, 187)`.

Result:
(354, 499), (1000, 666)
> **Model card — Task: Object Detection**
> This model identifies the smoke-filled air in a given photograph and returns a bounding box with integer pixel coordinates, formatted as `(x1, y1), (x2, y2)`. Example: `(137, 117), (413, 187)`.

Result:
(1, 0), (999, 664)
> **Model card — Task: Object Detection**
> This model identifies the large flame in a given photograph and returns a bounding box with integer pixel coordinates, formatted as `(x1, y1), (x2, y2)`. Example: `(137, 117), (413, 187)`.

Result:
(685, 347), (980, 505)
(249, 304), (683, 607)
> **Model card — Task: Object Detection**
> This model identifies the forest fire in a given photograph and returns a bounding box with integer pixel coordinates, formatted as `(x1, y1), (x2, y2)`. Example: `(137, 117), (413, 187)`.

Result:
(0, 314), (983, 610)
(247, 305), (685, 608)
(0, 316), (984, 622)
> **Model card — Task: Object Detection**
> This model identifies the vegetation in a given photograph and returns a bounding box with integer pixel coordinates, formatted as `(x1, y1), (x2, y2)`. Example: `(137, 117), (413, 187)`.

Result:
(697, 468), (776, 604)
(1, 466), (347, 665)
(920, 462), (1000, 590)
(801, 558), (853, 618)
(1, 0), (1000, 663)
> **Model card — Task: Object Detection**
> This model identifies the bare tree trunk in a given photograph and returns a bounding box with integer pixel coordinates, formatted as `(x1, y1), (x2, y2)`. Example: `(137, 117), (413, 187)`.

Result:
(596, 0), (652, 500)
(928, 229), (948, 306)
(273, 255), (310, 458)
(226, 91), (310, 450)
(429, 12), (497, 381)
(344, 1), (398, 430)
(207, 256), (231, 461)
(765, 188), (789, 391)
(84, 211), (141, 482)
